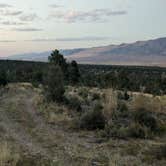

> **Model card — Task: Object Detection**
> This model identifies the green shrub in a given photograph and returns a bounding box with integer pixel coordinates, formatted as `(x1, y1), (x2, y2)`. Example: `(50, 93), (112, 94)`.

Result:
(117, 91), (124, 100)
(78, 88), (88, 99)
(92, 92), (100, 101)
(99, 125), (111, 138)
(16, 155), (54, 166)
(101, 121), (154, 139)
(145, 144), (166, 161)
(93, 102), (103, 111)
(99, 123), (129, 139)
(127, 123), (151, 139)
(133, 109), (158, 131)
(124, 91), (130, 100)
(67, 96), (82, 111)
(100, 123), (151, 139)
(117, 91), (130, 100)
(117, 102), (128, 112)
(157, 122), (166, 136)
(79, 103), (106, 130)
(154, 144), (166, 160)
(31, 81), (39, 88)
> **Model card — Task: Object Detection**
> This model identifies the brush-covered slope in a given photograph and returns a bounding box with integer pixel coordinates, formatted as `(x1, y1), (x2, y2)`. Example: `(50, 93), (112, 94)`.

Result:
(67, 37), (166, 66)
(6, 37), (166, 66)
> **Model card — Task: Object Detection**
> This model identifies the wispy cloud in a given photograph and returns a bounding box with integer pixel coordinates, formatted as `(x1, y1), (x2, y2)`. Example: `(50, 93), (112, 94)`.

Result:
(0, 8), (40, 26)
(0, 40), (16, 43)
(0, 9), (40, 28)
(0, 4), (12, 8)
(0, 8), (23, 16)
(25, 38), (57, 42)
(19, 13), (39, 22)
(50, 8), (127, 23)
(56, 36), (110, 41)
(1, 21), (25, 25)
(0, 9), (22, 16)
(13, 28), (43, 32)
(49, 4), (63, 8)
(25, 36), (110, 42)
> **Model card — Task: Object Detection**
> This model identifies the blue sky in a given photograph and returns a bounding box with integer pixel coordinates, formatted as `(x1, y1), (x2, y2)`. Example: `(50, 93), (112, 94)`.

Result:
(0, 0), (166, 56)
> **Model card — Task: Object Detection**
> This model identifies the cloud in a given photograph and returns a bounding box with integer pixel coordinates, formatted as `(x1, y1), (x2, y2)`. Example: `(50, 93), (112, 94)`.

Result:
(1, 21), (25, 25)
(13, 28), (43, 32)
(0, 4), (12, 8)
(0, 40), (16, 43)
(25, 36), (110, 42)
(0, 9), (22, 16)
(56, 36), (110, 41)
(49, 4), (63, 8)
(0, 11), (40, 27)
(19, 13), (39, 21)
(50, 8), (127, 23)
(0, 36), (110, 43)
(26, 38), (57, 42)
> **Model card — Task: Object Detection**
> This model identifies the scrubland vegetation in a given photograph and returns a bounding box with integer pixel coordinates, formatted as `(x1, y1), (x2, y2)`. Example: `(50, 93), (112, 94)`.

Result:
(1, 58), (166, 95)
(0, 50), (166, 165)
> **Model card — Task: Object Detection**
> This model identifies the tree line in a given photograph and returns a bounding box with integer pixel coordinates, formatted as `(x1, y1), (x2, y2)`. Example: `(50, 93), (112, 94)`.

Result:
(0, 50), (166, 96)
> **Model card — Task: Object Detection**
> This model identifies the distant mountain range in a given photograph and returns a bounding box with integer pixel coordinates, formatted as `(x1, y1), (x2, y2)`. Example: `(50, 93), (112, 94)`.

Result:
(5, 48), (85, 62)
(5, 37), (166, 66)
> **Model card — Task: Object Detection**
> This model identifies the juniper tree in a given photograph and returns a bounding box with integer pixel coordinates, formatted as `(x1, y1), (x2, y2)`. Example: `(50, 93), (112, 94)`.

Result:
(44, 65), (65, 102)
(0, 70), (7, 86)
(68, 60), (80, 84)
(48, 49), (68, 79)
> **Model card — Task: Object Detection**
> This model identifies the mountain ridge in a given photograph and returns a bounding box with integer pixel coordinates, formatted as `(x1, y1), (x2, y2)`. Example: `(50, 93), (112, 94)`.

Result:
(4, 37), (166, 66)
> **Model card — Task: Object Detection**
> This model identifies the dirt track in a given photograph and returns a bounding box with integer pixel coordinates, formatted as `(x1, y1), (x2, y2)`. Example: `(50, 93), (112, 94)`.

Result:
(0, 84), (102, 165)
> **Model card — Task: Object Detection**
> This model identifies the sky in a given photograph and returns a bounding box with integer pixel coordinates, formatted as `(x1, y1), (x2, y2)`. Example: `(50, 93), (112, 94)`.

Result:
(0, 0), (166, 56)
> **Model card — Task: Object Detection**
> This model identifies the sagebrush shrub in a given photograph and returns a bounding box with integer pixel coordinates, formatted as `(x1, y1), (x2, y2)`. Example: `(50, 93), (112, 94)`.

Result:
(117, 101), (128, 112)
(127, 123), (150, 139)
(79, 103), (106, 130)
(155, 144), (166, 160)
(78, 88), (89, 99)
(92, 92), (100, 101)
(133, 109), (158, 131)
(117, 91), (130, 100)
(67, 96), (82, 111)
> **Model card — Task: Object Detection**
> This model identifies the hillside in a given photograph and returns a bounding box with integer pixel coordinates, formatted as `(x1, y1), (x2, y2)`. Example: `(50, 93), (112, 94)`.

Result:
(5, 37), (166, 66)
(68, 37), (166, 66)
(5, 48), (85, 62)
(0, 83), (166, 165)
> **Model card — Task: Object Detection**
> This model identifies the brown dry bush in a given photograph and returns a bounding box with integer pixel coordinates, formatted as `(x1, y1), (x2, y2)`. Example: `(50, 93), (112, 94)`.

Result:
(103, 89), (118, 123)
(0, 142), (20, 166)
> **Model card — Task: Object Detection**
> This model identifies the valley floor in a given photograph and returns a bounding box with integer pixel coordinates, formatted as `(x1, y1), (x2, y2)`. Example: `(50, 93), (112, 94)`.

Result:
(0, 83), (165, 166)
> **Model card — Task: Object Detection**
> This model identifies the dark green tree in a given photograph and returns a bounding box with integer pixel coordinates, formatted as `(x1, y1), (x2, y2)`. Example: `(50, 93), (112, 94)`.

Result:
(48, 49), (68, 78)
(0, 70), (7, 86)
(68, 60), (80, 84)
(44, 65), (65, 102)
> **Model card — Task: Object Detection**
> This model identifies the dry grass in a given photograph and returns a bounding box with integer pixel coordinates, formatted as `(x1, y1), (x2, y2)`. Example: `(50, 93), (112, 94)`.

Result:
(103, 89), (118, 122)
(131, 93), (166, 113)
(0, 84), (165, 165)
(0, 142), (20, 166)
(108, 153), (144, 166)
(37, 99), (73, 128)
